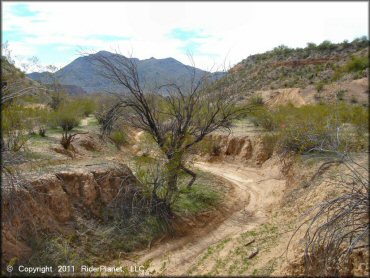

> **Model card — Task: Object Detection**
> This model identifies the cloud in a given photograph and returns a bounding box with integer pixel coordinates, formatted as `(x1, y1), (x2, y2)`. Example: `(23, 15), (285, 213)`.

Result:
(2, 2), (368, 72)
(88, 34), (132, 41)
(2, 29), (36, 42)
(169, 28), (210, 41)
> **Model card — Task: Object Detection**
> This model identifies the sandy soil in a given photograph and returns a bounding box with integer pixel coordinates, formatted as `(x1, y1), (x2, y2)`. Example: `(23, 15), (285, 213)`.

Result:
(113, 161), (286, 276)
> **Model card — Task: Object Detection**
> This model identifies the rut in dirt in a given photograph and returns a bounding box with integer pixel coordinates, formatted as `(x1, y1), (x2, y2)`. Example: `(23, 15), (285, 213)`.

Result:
(112, 161), (286, 276)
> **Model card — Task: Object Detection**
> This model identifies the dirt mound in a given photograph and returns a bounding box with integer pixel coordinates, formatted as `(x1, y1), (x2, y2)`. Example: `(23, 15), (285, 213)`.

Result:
(253, 88), (306, 107)
(50, 134), (102, 158)
(75, 133), (102, 152)
(280, 248), (369, 277)
(200, 134), (274, 166)
(300, 77), (369, 104)
(246, 77), (368, 107)
(51, 145), (80, 158)
(1, 164), (139, 263)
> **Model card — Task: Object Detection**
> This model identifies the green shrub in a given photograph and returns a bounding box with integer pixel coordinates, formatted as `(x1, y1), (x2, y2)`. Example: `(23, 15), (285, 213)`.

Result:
(333, 55), (369, 80)
(336, 90), (347, 101)
(343, 55), (369, 73)
(110, 130), (128, 149)
(307, 42), (317, 49)
(315, 81), (325, 92)
(248, 95), (265, 106)
(49, 92), (67, 110)
(74, 98), (97, 117)
(248, 106), (276, 131)
(350, 96), (358, 104)
(245, 103), (368, 154)
(174, 183), (220, 216)
(193, 136), (222, 155)
(273, 103), (368, 153)
(1, 104), (50, 151)
(52, 106), (81, 132)
(50, 102), (83, 149)
(318, 40), (334, 50)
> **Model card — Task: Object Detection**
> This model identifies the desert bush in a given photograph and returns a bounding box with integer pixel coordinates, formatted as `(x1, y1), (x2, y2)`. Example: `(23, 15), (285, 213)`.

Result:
(173, 183), (220, 216)
(261, 133), (278, 156)
(1, 104), (50, 151)
(248, 94), (264, 106)
(336, 90), (346, 101)
(343, 55), (369, 73)
(109, 130), (128, 150)
(248, 106), (276, 131)
(51, 102), (83, 149)
(333, 55), (369, 80)
(33, 106), (51, 137)
(74, 97), (97, 117)
(271, 45), (293, 56)
(247, 103), (368, 154)
(318, 40), (334, 50)
(350, 96), (358, 104)
(306, 42), (317, 50)
(38, 127), (46, 137)
(315, 81), (325, 92)
(289, 153), (369, 276)
(48, 91), (67, 110)
(193, 136), (222, 156)
(274, 103), (368, 154)
(53, 107), (81, 132)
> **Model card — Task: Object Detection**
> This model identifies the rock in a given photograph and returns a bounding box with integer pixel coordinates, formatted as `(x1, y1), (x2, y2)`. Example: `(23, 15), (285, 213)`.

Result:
(247, 247), (259, 259)
(244, 239), (255, 247)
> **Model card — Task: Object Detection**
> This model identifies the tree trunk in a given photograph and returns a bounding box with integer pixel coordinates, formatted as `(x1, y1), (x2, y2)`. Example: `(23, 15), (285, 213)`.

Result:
(181, 164), (197, 188)
(164, 155), (182, 207)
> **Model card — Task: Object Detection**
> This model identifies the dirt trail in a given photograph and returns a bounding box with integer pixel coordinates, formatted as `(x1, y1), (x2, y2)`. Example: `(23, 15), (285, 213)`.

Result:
(117, 161), (286, 276)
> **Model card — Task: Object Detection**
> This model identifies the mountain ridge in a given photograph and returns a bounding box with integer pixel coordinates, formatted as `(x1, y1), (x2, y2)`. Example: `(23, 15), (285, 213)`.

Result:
(28, 52), (225, 93)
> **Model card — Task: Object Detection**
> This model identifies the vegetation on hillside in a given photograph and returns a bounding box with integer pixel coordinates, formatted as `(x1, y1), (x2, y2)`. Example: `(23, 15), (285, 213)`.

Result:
(218, 37), (369, 93)
(246, 99), (368, 154)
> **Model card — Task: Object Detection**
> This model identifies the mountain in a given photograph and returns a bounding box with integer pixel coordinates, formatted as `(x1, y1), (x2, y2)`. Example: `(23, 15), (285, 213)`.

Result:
(47, 84), (87, 96)
(28, 51), (225, 93)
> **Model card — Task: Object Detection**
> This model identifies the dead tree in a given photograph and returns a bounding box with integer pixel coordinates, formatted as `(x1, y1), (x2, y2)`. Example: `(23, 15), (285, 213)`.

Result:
(85, 50), (243, 208)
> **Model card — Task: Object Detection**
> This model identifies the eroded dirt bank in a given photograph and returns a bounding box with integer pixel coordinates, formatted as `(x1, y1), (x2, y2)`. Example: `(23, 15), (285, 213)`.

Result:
(2, 163), (140, 263)
(195, 133), (276, 167)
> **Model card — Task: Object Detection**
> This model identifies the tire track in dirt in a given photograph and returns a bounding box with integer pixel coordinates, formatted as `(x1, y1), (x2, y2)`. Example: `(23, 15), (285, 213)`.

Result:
(113, 161), (286, 276)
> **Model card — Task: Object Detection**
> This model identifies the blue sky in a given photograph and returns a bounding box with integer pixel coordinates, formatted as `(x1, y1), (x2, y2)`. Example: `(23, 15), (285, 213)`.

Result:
(10, 3), (39, 17)
(2, 2), (368, 72)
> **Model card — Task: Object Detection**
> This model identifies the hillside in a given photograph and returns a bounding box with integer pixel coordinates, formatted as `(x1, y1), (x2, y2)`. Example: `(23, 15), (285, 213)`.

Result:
(1, 56), (49, 103)
(220, 38), (369, 102)
(43, 84), (87, 96)
(28, 51), (225, 93)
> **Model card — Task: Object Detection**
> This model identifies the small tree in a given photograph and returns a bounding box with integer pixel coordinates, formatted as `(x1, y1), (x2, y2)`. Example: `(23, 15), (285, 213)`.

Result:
(52, 103), (84, 149)
(45, 65), (66, 110)
(86, 50), (244, 214)
(77, 97), (97, 117)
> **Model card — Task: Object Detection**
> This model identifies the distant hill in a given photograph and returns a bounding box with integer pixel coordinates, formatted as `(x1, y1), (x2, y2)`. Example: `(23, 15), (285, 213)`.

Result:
(215, 37), (369, 94)
(28, 51), (225, 93)
(45, 84), (87, 96)
(1, 56), (50, 102)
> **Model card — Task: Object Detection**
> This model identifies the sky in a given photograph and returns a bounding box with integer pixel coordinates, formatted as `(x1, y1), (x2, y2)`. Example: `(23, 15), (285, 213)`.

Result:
(2, 1), (369, 72)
